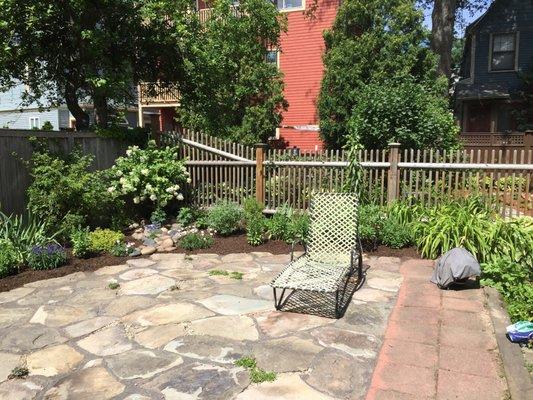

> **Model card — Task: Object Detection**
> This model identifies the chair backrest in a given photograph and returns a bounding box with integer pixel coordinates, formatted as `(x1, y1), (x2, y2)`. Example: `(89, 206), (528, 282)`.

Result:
(306, 192), (359, 263)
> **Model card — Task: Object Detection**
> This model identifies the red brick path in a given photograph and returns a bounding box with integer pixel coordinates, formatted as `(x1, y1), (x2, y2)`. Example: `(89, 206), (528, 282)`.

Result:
(366, 259), (508, 400)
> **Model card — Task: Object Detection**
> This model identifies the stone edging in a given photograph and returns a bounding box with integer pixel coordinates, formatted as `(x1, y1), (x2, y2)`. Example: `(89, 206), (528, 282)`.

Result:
(484, 286), (533, 400)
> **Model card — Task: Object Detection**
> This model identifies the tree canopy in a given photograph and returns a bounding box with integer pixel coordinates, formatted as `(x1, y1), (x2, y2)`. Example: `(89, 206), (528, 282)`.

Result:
(318, 0), (439, 149)
(173, 0), (288, 145)
(0, 0), (184, 130)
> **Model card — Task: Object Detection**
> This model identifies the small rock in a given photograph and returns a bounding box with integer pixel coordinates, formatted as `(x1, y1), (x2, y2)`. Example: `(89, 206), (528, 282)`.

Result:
(161, 227), (168, 233)
(143, 238), (157, 247)
(131, 223), (140, 229)
(129, 249), (141, 257)
(134, 227), (143, 233)
(160, 238), (174, 248)
(141, 246), (156, 256)
(132, 233), (144, 241)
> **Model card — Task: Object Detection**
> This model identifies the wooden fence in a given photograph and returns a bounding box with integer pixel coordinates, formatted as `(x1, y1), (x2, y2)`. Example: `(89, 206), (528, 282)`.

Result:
(0, 130), (127, 215)
(162, 132), (533, 217)
(1, 129), (531, 218)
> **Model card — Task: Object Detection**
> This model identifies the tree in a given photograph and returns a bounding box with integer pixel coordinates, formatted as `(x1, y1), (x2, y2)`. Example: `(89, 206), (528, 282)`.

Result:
(174, 0), (288, 144)
(347, 78), (459, 149)
(318, 0), (437, 149)
(419, 0), (490, 79)
(0, 0), (182, 130)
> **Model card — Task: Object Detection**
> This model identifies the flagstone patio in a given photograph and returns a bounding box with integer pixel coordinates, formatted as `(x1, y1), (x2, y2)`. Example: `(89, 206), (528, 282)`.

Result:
(0, 251), (409, 399)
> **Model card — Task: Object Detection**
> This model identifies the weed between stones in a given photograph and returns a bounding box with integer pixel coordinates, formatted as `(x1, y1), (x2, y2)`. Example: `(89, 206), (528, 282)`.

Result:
(235, 356), (276, 383)
(8, 366), (29, 379)
(208, 269), (243, 280)
(108, 282), (120, 290)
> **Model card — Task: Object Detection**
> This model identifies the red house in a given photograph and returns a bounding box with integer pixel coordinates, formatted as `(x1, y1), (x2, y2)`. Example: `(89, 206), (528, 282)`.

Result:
(138, 0), (339, 151)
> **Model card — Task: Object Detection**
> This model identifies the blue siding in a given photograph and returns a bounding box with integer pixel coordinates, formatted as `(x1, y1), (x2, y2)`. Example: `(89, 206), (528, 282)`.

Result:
(460, 0), (533, 97)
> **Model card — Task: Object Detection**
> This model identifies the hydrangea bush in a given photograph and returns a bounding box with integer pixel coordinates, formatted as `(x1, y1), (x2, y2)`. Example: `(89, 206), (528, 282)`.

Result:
(109, 141), (190, 212)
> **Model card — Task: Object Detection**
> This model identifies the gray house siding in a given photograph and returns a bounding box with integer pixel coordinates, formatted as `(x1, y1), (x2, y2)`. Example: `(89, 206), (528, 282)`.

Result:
(0, 108), (61, 130)
(458, 0), (533, 98)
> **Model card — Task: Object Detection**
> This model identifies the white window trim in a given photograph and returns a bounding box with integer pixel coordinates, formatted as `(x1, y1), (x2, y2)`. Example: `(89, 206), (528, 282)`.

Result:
(29, 116), (40, 129)
(488, 31), (519, 73)
(277, 0), (305, 13)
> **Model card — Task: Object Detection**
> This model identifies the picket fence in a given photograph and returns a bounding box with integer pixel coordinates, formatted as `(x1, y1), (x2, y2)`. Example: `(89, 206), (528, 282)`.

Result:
(1, 129), (531, 218)
(162, 130), (533, 217)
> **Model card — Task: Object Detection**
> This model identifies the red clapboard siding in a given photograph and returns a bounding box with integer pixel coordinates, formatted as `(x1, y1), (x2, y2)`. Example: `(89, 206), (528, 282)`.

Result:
(278, 0), (339, 150)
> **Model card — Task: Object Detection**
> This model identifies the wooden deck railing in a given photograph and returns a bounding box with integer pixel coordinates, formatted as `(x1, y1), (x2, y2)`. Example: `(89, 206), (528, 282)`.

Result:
(460, 131), (533, 150)
(138, 82), (180, 105)
(198, 6), (241, 24)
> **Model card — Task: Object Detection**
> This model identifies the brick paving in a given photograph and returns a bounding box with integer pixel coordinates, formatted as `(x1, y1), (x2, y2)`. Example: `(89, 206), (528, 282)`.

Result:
(367, 259), (508, 400)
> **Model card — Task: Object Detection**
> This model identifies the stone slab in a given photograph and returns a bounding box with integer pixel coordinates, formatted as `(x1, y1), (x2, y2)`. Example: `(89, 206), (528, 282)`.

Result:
(44, 367), (125, 399)
(27, 344), (84, 377)
(105, 349), (183, 379)
(76, 325), (132, 356)
(119, 275), (176, 295)
(198, 294), (271, 315)
(124, 303), (214, 327)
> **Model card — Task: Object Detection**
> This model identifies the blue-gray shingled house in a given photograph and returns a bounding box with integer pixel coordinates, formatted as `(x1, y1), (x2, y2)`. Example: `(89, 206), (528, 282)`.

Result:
(456, 0), (533, 135)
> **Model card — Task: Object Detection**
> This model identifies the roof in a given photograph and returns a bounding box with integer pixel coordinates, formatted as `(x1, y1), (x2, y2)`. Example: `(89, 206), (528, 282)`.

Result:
(464, 0), (501, 36)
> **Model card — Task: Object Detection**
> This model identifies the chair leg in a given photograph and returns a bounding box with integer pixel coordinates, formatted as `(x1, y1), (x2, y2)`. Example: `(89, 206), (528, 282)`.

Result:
(273, 288), (295, 311)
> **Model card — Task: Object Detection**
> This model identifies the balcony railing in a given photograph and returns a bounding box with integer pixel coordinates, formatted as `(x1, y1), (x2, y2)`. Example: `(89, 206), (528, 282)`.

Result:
(198, 6), (241, 24)
(138, 82), (180, 105)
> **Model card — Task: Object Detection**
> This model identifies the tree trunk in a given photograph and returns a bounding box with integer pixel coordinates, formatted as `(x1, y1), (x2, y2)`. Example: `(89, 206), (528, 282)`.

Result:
(65, 84), (90, 131)
(93, 93), (109, 129)
(431, 0), (457, 79)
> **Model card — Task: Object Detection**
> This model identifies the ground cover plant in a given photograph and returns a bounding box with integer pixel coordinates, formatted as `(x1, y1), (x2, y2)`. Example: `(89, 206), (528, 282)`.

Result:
(208, 269), (243, 280)
(89, 229), (125, 253)
(179, 233), (214, 250)
(234, 356), (276, 383)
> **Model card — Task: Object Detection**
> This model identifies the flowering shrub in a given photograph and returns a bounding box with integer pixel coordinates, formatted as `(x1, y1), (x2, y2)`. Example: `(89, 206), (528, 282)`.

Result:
(109, 141), (190, 211)
(27, 244), (67, 270)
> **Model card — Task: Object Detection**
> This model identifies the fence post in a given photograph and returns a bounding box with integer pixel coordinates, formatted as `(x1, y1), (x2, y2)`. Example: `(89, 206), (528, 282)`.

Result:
(255, 143), (267, 204)
(387, 142), (401, 205)
(525, 130), (533, 151)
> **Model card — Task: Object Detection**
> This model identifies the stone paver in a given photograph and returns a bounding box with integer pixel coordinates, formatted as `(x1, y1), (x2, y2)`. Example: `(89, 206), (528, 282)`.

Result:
(366, 258), (508, 400)
(0, 251), (507, 399)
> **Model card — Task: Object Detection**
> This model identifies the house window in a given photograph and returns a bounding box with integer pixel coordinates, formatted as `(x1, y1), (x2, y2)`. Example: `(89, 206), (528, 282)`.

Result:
(29, 117), (40, 129)
(277, 0), (303, 10)
(491, 33), (516, 71)
(266, 50), (278, 66)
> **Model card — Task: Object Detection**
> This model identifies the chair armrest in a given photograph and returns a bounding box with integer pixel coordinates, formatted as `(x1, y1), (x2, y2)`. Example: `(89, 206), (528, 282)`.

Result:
(291, 239), (307, 262)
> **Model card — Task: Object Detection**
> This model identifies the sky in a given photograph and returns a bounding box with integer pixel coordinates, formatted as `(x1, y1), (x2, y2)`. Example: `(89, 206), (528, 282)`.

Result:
(422, 4), (490, 37)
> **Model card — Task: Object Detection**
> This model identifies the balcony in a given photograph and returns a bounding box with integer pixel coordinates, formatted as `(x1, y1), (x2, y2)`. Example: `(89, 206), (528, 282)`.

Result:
(198, 6), (241, 24)
(138, 82), (180, 106)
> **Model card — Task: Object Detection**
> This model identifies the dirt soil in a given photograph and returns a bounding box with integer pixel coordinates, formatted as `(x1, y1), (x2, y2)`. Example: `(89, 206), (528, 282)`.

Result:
(0, 234), (420, 293)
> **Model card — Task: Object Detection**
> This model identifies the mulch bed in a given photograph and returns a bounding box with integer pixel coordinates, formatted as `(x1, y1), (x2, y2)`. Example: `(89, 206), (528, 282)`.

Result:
(0, 234), (420, 293)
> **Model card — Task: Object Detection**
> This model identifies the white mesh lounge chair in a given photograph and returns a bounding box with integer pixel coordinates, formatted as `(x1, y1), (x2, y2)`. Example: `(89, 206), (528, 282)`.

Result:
(270, 192), (363, 318)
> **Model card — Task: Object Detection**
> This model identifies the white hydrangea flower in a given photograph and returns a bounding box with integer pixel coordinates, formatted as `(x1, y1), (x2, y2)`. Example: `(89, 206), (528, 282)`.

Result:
(141, 169), (149, 176)
(126, 149), (132, 156)
(116, 170), (123, 177)
(150, 194), (157, 201)
(107, 187), (115, 193)
(186, 177), (192, 183)
(133, 197), (140, 204)
(166, 187), (173, 193)
(119, 177), (126, 184)
(146, 183), (153, 190)
(177, 193), (184, 201)
(140, 196), (146, 201)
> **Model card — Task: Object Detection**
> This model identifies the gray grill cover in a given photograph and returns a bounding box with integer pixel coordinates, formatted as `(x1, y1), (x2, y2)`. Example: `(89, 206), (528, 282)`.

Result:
(430, 247), (481, 289)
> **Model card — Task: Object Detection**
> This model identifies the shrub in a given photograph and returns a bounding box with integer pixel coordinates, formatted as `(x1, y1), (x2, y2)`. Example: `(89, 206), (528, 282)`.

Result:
(0, 239), (19, 278)
(0, 210), (59, 263)
(285, 212), (310, 244)
(481, 256), (532, 322)
(110, 242), (135, 257)
(207, 201), (243, 236)
(358, 204), (385, 250)
(488, 217), (533, 265)
(381, 216), (412, 249)
(179, 233), (214, 250)
(89, 228), (124, 253)
(109, 140), (189, 212)
(267, 206), (291, 241)
(27, 243), (67, 270)
(70, 228), (93, 258)
(26, 146), (121, 236)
